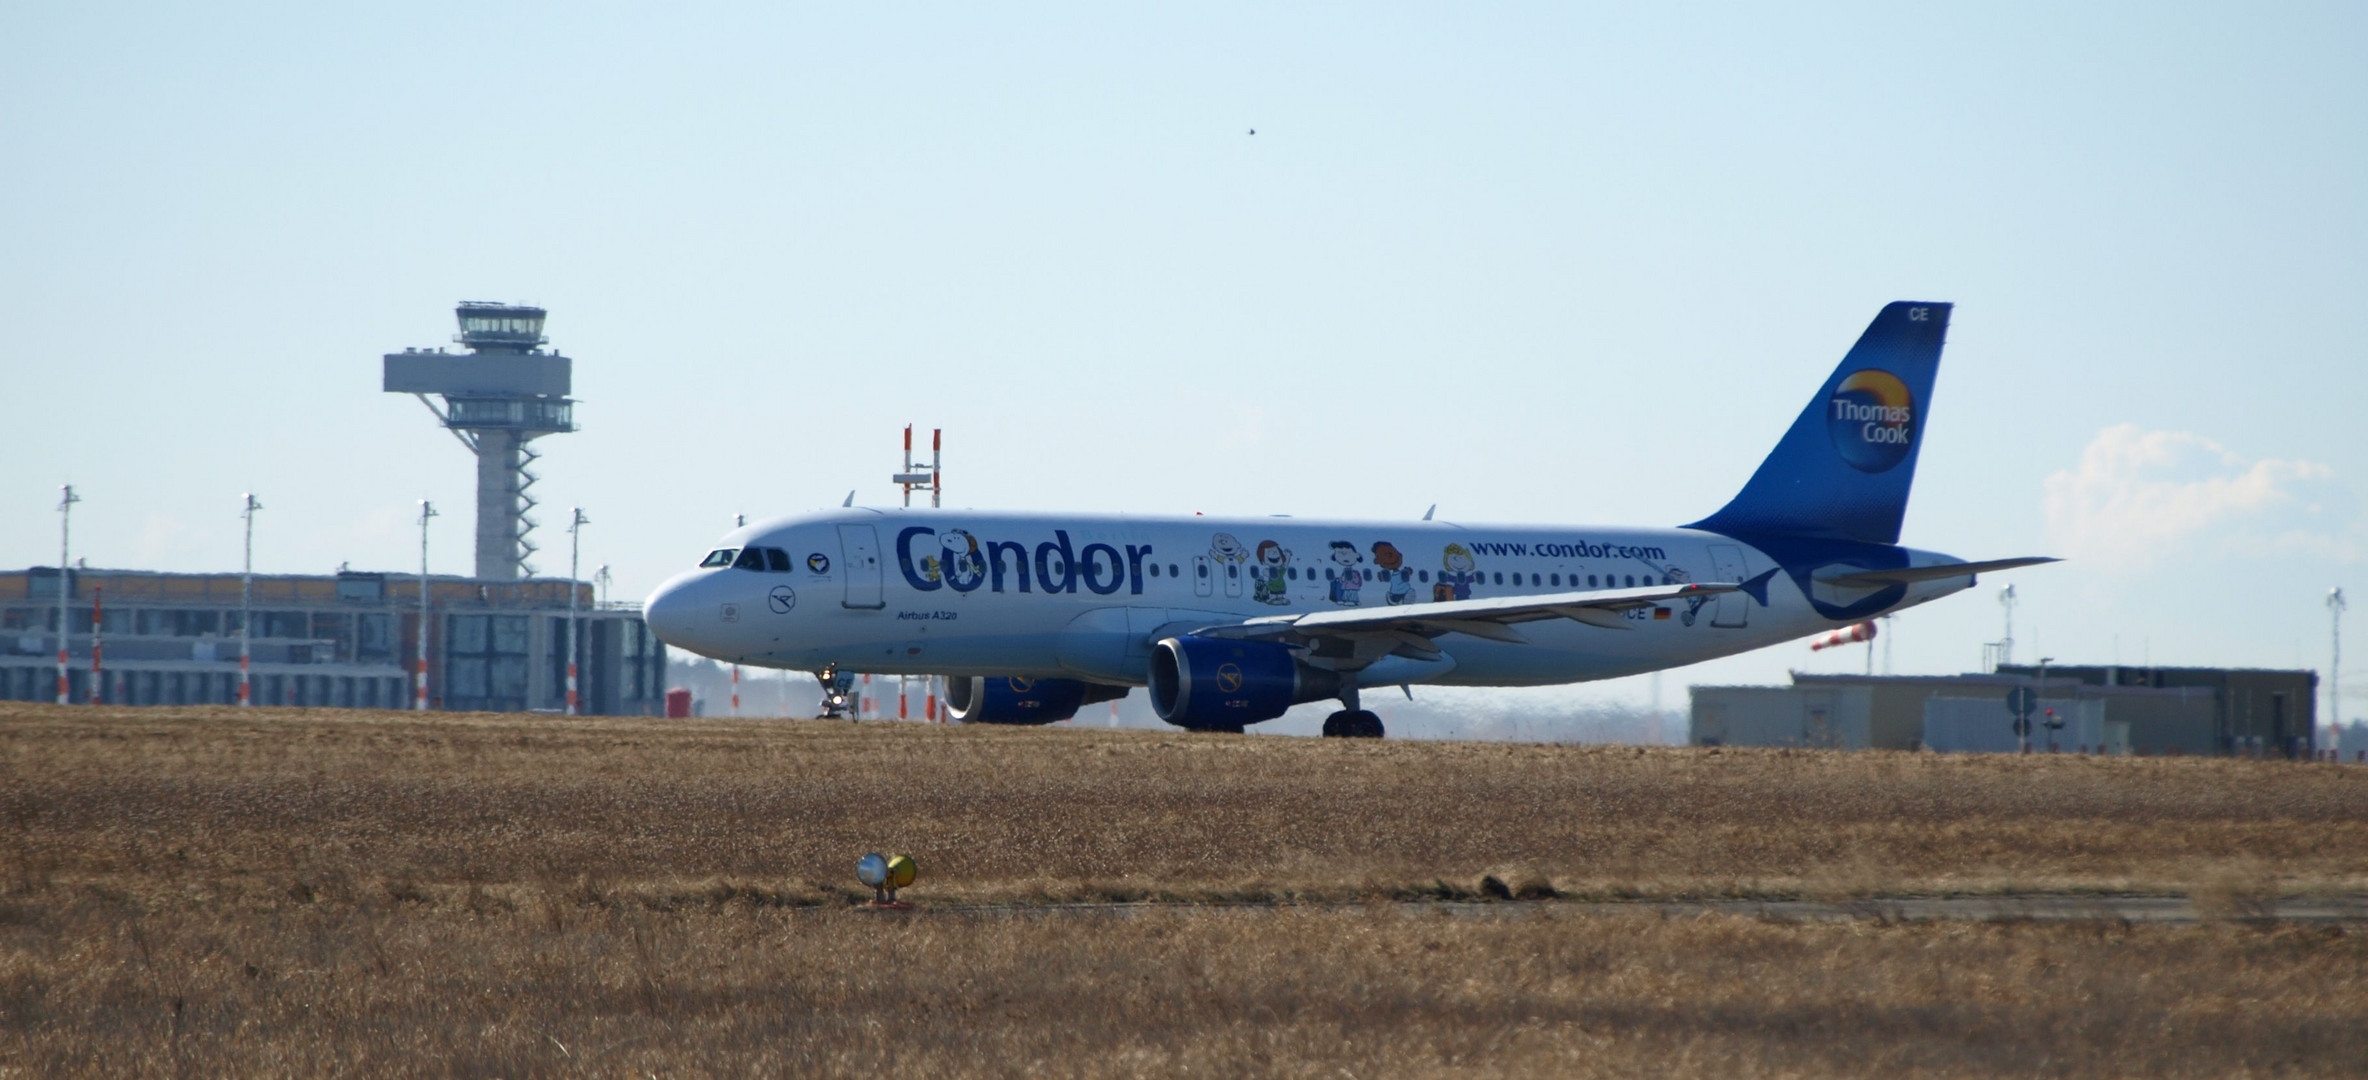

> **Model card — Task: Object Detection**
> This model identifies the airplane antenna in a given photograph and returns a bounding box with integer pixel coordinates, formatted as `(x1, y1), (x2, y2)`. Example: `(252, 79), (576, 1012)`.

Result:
(1422, 504), (1436, 521)
(842, 491), (856, 508)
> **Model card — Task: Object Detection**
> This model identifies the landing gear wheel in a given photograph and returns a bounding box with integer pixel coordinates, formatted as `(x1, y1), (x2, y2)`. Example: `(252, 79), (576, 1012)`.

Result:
(1322, 710), (1385, 739)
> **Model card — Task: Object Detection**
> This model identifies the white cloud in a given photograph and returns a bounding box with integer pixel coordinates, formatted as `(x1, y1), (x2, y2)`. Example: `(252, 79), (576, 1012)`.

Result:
(2043, 424), (2357, 571)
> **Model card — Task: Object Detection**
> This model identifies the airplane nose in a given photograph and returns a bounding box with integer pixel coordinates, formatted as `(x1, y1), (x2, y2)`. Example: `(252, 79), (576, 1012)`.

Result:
(643, 575), (698, 649)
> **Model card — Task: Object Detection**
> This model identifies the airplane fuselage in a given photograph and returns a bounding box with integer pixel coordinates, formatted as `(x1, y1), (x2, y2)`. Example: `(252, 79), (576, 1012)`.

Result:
(643, 507), (1973, 689)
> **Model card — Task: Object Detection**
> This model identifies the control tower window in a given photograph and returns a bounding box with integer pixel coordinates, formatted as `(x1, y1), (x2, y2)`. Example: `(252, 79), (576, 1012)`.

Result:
(701, 548), (738, 568)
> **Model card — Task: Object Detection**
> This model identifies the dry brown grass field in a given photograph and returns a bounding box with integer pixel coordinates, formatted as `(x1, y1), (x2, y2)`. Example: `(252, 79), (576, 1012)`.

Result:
(5, 703), (2367, 1076)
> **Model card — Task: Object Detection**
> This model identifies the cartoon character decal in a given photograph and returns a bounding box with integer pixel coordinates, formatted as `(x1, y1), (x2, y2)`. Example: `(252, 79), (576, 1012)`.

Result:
(1657, 563), (1712, 626)
(1371, 541), (1413, 605)
(1325, 541), (1365, 606)
(1253, 540), (1292, 605)
(1196, 533), (1249, 598)
(928, 528), (984, 591)
(1436, 542), (1479, 602)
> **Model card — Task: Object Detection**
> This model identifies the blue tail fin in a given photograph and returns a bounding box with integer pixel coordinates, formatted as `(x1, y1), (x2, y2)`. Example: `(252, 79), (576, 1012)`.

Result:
(1686, 301), (1951, 545)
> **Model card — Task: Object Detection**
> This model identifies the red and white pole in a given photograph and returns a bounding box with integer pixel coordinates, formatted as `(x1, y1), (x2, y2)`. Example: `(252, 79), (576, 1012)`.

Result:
(89, 586), (103, 705)
(925, 677), (938, 722)
(932, 428), (942, 508)
(898, 675), (909, 720)
(730, 664), (740, 717)
(56, 483), (78, 705)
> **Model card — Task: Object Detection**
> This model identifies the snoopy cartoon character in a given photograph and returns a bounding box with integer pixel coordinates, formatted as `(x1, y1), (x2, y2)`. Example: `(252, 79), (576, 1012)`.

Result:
(1326, 541), (1365, 606)
(935, 529), (984, 590)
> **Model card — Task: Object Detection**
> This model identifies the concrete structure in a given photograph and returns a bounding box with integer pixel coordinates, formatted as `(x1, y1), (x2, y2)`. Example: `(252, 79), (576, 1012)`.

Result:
(1692, 667), (2313, 757)
(1997, 664), (2319, 759)
(0, 567), (666, 715)
(384, 302), (576, 580)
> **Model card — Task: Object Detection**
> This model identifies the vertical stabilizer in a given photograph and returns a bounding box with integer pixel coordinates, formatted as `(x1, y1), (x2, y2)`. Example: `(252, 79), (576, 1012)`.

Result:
(1686, 302), (1951, 544)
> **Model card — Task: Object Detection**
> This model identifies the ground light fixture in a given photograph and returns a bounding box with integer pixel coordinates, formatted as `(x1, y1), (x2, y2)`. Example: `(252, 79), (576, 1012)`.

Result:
(857, 852), (918, 907)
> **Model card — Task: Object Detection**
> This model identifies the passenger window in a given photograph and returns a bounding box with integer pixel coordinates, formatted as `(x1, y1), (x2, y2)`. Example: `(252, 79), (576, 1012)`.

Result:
(1551, 574), (1561, 586)
(1325, 568), (1336, 580)
(1588, 575), (1598, 587)
(1148, 563), (1160, 577)
(1419, 570), (1431, 583)
(1227, 564), (1238, 578)
(1493, 572), (1503, 585)
(765, 548), (791, 572)
(702, 548), (738, 568)
(1624, 574), (1635, 587)
(1170, 564), (1180, 577)
(1197, 564), (1208, 579)
(1531, 573), (1541, 586)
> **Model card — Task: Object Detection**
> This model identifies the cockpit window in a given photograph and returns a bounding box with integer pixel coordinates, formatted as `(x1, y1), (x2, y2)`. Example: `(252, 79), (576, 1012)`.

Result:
(764, 548), (792, 572)
(732, 547), (769, 571)
(700, 548), (739, 568)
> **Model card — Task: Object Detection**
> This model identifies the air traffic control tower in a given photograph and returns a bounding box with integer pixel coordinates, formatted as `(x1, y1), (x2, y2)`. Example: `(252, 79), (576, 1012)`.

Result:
(382, 303), (575, 580)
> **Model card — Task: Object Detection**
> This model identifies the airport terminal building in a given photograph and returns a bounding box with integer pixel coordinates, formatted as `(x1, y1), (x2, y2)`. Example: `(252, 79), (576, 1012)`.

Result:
(1691, 666), (2318, 758)
(0, 567), (667, 715)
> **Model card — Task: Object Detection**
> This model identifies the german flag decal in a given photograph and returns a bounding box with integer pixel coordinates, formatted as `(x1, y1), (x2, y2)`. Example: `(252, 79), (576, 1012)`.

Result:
(1653, 607), (1672, 620)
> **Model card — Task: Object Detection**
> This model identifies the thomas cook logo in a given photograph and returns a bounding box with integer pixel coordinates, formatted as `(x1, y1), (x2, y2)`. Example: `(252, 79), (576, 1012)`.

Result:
(1826, 369), (1916, 473)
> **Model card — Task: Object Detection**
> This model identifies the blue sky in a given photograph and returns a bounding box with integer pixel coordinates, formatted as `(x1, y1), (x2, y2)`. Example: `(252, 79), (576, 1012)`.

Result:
(4, 2), (2362, 726)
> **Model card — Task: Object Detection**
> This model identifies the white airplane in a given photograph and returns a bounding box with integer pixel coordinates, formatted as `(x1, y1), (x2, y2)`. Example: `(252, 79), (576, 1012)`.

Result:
(645, 302), (2053, 737)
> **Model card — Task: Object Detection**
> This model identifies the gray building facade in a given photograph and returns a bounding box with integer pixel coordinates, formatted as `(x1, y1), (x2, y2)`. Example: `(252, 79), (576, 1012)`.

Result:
(1, 567), (665, 715)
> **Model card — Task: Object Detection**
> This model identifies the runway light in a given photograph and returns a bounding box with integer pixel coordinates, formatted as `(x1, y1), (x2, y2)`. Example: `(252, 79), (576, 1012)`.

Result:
(857, 852), (917, 907)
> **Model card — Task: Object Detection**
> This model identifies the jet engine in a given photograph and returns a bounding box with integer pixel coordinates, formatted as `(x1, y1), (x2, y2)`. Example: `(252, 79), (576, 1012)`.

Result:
(1147, 636), (1340, 731)
(944, 675), (1127, 725)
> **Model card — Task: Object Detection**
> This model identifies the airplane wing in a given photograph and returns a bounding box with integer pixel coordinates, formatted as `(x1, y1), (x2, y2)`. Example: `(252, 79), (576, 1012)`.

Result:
(1188, 581), (1747, 664)
(1819, 557), (2059, 589)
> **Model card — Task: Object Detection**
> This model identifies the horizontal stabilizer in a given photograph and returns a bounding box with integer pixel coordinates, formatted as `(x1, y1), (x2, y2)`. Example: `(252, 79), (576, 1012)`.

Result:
(1820, 557), (2059, 589)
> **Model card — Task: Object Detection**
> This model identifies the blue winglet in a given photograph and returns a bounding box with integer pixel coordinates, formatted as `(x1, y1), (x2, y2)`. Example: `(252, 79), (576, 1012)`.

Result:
(1687, 302), (1951, 545)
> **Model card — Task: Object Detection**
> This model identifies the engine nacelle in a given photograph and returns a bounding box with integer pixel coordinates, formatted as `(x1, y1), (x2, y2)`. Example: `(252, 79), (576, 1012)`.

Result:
(944, 676), (1126, 725)
(1147, 636), (1340, 731)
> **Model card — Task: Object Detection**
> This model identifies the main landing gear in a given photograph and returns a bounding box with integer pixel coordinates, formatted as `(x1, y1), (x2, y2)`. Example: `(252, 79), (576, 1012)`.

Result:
(1321, 686), (1384, 739)
(1322, 710), (1384, 738)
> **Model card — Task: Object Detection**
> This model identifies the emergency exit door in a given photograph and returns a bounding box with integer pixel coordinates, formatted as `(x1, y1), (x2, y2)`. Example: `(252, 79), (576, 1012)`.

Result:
(1707, 544), (1752, 628)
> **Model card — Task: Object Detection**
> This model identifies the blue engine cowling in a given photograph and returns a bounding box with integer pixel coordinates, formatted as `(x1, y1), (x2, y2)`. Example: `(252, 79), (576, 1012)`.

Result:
(945, 676), (1127, 725)
(1147, 636), (1341, 731)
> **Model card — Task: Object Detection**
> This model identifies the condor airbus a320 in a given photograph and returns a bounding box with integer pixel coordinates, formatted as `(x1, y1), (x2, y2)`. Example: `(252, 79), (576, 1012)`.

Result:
(644, 302), (2053, 738)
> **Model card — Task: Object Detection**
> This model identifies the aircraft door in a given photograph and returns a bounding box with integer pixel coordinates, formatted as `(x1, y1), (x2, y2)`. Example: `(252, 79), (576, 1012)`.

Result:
(837, 524), (885, 609)
(1192, 556), (1212, 598)
(1707, 544), (1751, 628)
